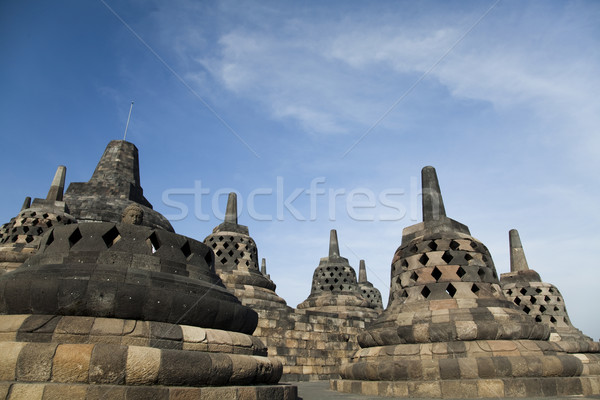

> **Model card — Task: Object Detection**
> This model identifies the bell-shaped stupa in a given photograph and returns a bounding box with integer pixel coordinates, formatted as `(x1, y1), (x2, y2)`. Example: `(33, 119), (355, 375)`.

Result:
(501, 229), (598, 345)
(333, 166), (600, 398)
(0, 141), (293, 398)
(0, 166), (76, 274)
(297, 230), (379, 317)
(358, 260), (383, 310)
(204, 193), (287, 310)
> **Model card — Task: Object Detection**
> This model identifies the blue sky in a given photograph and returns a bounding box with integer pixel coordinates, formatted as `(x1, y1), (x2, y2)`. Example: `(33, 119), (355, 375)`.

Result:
(1, 1), (599, 338)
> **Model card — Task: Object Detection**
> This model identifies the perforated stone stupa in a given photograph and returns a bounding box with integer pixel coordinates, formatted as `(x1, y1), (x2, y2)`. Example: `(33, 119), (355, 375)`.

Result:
(0, 140), (295, 399)
(204, 193), (288, 310)
(332, 166), (600, 398)
(0, 166), (76, 275)
(298, 230), (379, 318)
(358, 260), (383, 310)
(501, 229), (598, 346)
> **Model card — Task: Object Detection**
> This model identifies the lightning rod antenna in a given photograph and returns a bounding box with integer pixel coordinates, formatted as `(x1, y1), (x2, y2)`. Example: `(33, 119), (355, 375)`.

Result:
(123, 101), (134, 140)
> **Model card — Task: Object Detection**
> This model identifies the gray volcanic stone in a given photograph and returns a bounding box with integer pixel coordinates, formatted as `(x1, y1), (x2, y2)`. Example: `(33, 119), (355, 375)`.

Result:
(64, 140), (173, 232)
(0, 222), (258, 334)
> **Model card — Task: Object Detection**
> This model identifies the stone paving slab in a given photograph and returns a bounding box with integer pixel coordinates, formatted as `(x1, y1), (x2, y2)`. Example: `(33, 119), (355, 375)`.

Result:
(293, 381), (600, 400)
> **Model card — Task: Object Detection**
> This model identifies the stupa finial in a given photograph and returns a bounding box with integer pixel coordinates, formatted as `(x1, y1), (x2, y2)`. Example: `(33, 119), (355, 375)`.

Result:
(359, 259), (367, 283)
(261, 258), (267, 275)
(46, 166), (66, 202)
(20, 197), (31, 211)
(225, 193), (238, 225)
(422, 166), (446, 222)
(329, 229), (340, 257)
(509, 229), (529, 272)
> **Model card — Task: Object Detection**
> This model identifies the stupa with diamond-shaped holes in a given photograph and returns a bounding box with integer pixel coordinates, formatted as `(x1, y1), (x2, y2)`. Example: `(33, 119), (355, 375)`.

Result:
(0, 166), (76, 275)
(501, 229), (598, 347)
(358, 260), (383, 310)
(297, 230), (379, 318)
(203, 192), (288, 311)
(0, 140), (294, 399)
(332, 166), (600, 398)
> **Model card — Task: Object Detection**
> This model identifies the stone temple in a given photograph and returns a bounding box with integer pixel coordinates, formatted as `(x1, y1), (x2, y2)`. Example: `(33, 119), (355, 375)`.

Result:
(1, 139), (599, 399)
(332, 166), (600, 398)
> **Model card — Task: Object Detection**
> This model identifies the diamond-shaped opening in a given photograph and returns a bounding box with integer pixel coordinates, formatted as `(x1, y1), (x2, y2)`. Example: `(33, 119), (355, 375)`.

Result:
(218, 236), (224, 241)
(147, 232), (160, 253)
(223, 242), (229, 249)
(523, 305), (531, 314)
(400, 290), (408, 298)
(535, 315), (542, 322)
(68, 228), (82, 248)
(529, 296), (536, 304)
(419, 253), (429, 265)
(470, 241), (478, 249)
(22, 226), (29, 233)
(56, 216), (62, 222)
(442, 251), (453, 264)
(464, 253), (473, 261)
(428, 241), (438, 251)
(482, 255), (488, 262)
(227, 250), (234, 257)
(339, 285), (344, 290)
(181, 241), (192, 258)
(220, 257), (227, 264)
(330, 272), (334, 277)
(514, 297), (521, 305)
(239, 251), (245, 257)
(401, 259), (409, 268)
(477, 268), (486, 279)
(36, 227), (43, 235)
(431, 267), (442, 282)
(31, 212), (37, 217)
(535, 288), (542, 294)
(216, 249), (222, 256)
(449, 240), (460, 250)
(211, 243), (217, 249)
(245, 260), (250, 266)
(325, 279), (329, 284)
(46, 231), (54, 246)
(234, 243), (240, 249)
(410, 244), (418, 254)
(229, 236), (234, 241)
(548, 288), (554, 293)
(520, 288), (527, 295)
(563, 317), (569, 324)
(102, 226), (121, 248)
(556, 297), (561, 302)
(446, 283), (457, 297)
(456, 266), (466, 279)
(507, 289), (513, 296)
(539, 305), (546, 313)
(25, 235), (33, 243)
(46, 221), (53, 228)
(410, 271), (419, 282)
(471, 284), (480, 293)
(421, 286), (431, 298)
(544, 295), (551, 302)
(554, 306), (560, 312)
(42, 213), (49, 219)
(334, 266), (339, 271)
(329, 285), (334, 291)
(550, 316), (557, 324)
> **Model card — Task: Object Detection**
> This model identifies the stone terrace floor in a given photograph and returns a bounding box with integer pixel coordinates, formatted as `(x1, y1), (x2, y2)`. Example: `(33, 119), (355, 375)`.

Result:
(293, 381), (600, 400)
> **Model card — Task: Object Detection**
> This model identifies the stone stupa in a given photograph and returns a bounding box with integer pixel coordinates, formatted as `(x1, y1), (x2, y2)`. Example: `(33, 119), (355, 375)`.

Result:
(204, 192), (288, 311)
(332, 166), (600, 398)
(501, 229), (599, 346)
(0, 166), (76, 275)
(298, 230), (379, 318)
(358, 260), (383, 311)
(0, 140), (295, 399)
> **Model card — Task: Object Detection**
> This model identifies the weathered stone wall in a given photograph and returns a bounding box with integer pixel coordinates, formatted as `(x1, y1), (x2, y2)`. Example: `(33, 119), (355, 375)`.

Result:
(252, 307), (376, 381)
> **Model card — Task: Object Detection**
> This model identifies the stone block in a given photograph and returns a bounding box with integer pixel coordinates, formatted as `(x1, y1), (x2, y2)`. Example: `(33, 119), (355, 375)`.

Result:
(440, 380), (478, 398)
(51, 343), (94, 383)
(477, 379), (504, 397)
(16, 343), (57, 382)
(408, 381), (442, 398)
(7, 383), (45, 400)
(125, 345), (160, 385)
(42, 384), (87, 399)
(0, 341), (26, 380)
(89, 344), (127, 384)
